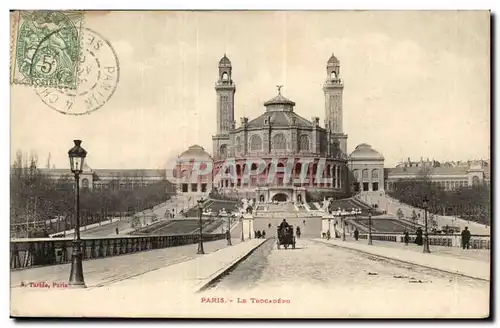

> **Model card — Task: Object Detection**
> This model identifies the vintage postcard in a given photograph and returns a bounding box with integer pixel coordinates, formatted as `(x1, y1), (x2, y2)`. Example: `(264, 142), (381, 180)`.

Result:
(9, 10), (491, 318)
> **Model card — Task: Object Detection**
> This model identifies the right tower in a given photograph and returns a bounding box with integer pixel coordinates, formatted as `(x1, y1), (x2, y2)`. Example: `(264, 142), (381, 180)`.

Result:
(324, 53), (348, 155)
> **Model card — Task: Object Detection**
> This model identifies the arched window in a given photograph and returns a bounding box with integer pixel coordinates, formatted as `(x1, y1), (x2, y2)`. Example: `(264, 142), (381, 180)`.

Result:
(235, 137), (242, 153)
(82, 178), (89, 189)
(472, 176), (480, 186)
(372, 169), (379, 180)
(330, 71), (336, 79)
(220, 144), (227, 158)
(272, 133), (287, 150)
(250, 135), (262, 151)
(362, 169), (369, 181)
(299, 135), (310, 151)
(352, 169), (359, 181)
(222, 72), (229, 80)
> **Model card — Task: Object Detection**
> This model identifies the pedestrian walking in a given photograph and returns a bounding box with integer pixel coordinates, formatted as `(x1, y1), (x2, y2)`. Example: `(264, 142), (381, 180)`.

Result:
(461, 227), (471, 250)
(115, 227), (119, 235)
(353, 228), (359, 241)
(404, 230), (410, 245)
(326, 230), (331, 240)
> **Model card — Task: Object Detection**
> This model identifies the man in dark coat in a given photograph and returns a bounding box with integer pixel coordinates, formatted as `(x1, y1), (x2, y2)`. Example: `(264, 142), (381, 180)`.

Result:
(415, 227), (423, 246)
(461, 227), (471, 249)
(353, 228), (359, 241)
(279, 219), (290, 230)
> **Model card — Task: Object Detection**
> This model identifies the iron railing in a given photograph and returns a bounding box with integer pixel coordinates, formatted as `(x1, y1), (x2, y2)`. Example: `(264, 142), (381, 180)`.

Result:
(10, 233), (225, 270)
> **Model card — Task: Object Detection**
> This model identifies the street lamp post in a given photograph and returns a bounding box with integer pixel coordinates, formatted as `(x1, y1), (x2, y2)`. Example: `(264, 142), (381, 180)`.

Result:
(422, 196), (431, 253)
(368, 208), (373, 245)
(240, 216), (245, 242)
(224, 209), (232, 246)
(68, 140), (87, 288)
(197, 198), (205, 254)
(342, 210), (346, 241)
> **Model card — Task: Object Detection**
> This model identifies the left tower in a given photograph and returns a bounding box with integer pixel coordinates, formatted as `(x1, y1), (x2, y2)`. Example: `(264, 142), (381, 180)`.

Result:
(212, 54), (236, 160)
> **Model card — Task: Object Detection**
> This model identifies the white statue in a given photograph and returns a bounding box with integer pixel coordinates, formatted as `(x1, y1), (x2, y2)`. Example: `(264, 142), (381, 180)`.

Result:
(322, 199), (330, 211)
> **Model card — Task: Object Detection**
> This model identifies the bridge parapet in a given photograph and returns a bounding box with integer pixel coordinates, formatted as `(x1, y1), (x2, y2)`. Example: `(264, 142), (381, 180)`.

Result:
(357, 232), (490, 249)
(10, 233), (225, 270)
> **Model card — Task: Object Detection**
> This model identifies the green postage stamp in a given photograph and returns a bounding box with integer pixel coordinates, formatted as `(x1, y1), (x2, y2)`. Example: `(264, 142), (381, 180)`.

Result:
(10, 10), (84, 89)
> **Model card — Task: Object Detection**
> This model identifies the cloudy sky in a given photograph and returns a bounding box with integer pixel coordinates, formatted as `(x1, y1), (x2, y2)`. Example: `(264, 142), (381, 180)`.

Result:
(11, 11), (490, 169)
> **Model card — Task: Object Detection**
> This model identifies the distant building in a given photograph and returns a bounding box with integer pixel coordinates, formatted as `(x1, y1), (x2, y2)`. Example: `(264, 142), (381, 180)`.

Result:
(38, 163), (165, 190)
(385, 158), (490, 191)
(348, 144), (385, 192)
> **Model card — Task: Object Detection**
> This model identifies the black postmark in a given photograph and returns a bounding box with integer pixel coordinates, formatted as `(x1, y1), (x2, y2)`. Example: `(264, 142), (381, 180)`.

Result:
(35, 27), (120, 115)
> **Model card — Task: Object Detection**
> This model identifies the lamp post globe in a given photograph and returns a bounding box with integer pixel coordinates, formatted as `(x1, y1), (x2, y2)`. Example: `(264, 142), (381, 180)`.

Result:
(68, 140), (87, 288)
(422, 196), (431, 253)
(197, 197), (205, 254)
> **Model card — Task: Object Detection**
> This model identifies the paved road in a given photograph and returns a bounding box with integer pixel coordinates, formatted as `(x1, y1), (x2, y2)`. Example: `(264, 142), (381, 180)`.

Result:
(253, 217), (321, 238)
(210, 238), (488, 302)
(11, 238), (240, 288)
(205, 238), (489, 317)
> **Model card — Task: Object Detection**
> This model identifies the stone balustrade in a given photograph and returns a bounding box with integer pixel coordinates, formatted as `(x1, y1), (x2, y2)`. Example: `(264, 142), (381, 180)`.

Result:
(10, 233), (225, 270)
(357, 232), (490, 249)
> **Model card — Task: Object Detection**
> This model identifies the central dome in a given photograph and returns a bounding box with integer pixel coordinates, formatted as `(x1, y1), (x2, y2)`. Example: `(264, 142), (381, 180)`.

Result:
(264, 93), (296, 107)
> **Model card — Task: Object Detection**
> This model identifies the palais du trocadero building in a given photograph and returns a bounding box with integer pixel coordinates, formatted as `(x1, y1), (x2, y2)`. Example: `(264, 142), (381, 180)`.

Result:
(174, 54), (386, 201)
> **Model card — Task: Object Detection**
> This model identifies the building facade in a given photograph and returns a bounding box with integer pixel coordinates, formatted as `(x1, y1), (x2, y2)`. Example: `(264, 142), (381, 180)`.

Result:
(348, 143), (385, 192)
(176, 54), (353, 202)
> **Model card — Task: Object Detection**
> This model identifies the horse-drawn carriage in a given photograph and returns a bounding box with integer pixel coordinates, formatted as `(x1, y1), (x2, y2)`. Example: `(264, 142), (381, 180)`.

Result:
(277, 224), (296, 249)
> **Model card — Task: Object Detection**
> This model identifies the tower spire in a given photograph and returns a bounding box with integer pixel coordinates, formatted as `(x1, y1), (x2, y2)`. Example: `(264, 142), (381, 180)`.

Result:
(324, 52), (347, 155)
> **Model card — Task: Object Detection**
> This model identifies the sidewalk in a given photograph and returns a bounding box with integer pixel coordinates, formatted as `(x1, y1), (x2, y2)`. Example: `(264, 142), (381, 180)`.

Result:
(314, 238), (490, 281)
(11, 238), (266, 317)
(11, 238), (244, 288)
(355, 238), (490, 263)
